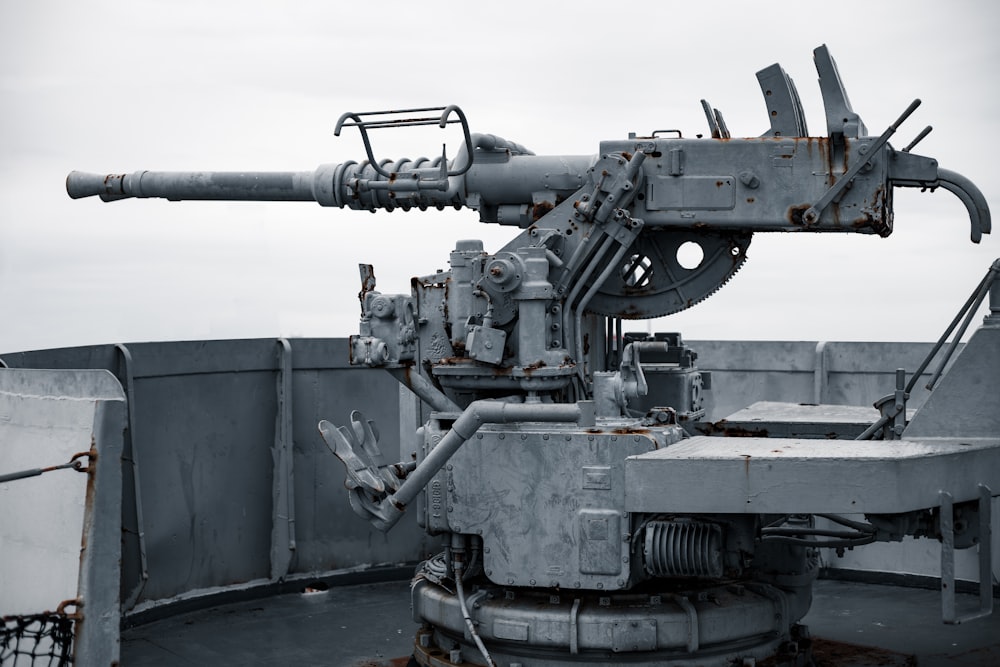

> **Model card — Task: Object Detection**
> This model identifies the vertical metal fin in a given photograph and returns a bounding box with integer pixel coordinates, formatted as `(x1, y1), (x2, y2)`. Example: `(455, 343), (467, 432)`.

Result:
(756, 63), (808, 137)
(813, 44), (867, 138)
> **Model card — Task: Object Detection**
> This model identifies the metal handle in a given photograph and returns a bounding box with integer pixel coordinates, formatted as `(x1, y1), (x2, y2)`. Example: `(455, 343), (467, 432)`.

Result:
(334, 105), (475, 183)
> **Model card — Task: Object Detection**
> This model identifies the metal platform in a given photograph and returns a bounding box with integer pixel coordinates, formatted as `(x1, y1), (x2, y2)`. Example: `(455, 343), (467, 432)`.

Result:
(625, 435), (1000, 514)
(120, 578), (999, 666)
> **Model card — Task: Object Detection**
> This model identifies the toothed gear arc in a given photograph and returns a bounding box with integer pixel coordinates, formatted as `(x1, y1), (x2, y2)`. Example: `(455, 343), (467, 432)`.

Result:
(586, 229), (752, 319)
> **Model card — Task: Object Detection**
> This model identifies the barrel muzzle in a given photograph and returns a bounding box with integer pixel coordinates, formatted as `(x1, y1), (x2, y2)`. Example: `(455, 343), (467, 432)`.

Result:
(65, 171), (131, 201)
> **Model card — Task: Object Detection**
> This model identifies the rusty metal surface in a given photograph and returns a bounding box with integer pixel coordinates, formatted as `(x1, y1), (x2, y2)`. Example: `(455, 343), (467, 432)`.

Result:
(75, 373), (127, 666)
(697, 400), (887, 439)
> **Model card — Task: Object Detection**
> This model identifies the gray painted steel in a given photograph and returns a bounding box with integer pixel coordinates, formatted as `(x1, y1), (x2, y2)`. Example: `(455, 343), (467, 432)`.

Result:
(624, 435), (1000, 514)
(1, 339), (436, 615)
(38, 42), (1000, 664)
(702, 401), (889, 438)
(688, 340), (960, 421)
(116, 579), (1000, 666)
(0, 336), (993, 615)
(411, 578), (801, 661)
(0, 369), (126, 666)
(906, 324), (1000, 438)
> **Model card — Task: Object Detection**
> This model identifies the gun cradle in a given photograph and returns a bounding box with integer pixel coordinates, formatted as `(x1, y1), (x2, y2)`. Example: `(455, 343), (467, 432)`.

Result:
(620, 137), (892, 234)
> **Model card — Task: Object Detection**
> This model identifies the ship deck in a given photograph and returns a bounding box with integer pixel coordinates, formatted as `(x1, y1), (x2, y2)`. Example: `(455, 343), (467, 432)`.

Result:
(120, 578), (999, 667)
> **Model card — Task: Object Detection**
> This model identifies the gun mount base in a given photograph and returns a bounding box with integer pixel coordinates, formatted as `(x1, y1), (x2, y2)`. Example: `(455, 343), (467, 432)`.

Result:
(411, 577), (813, 666)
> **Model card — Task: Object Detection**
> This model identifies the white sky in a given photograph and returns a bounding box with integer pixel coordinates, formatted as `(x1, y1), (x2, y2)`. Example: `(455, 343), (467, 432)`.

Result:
(1, 0), (998, 353)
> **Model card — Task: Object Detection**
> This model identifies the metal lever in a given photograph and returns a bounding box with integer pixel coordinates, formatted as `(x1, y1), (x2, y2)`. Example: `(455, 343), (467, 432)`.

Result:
(619, 342), (649, 400)
(802, 99), (921, 225)
(860, 369), (909, 440)
(319, 410), (398, 496)
(902, 125), (933, 153)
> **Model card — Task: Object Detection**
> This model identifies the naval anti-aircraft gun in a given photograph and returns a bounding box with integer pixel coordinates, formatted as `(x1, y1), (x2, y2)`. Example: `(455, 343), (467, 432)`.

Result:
(68, 45), (999, 666)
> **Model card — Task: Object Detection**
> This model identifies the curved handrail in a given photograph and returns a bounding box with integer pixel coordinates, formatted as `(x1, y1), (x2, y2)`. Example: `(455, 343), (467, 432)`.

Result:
(334, 105), (475, 182)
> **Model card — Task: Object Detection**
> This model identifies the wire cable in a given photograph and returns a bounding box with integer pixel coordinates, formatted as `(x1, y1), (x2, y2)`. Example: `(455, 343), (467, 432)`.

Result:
(454, 566), (495, 667)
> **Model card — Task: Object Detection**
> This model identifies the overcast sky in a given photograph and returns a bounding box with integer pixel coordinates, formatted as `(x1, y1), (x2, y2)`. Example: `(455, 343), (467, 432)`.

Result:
(1, 0), (998, 354)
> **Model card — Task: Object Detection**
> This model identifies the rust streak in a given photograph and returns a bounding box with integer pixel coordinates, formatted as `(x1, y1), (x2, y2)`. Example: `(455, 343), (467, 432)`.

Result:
(532, 201), (555, 221)
(79, 437), (98, 557)
(348, 658), (414, 667)
(521, 360), (547, 377)
(695, 420), (768, 438)
(787, 204), (810, 227)
(612, 427), (651, 435)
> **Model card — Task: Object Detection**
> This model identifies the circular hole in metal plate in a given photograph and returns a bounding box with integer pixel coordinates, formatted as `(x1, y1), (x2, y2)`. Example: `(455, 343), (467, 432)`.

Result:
(676, 240), (704, 270)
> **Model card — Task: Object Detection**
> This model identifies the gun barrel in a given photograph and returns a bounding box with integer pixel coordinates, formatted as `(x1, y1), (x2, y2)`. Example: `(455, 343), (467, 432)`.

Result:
(66, 170), (318, 203)
(66, 153), (593, 220)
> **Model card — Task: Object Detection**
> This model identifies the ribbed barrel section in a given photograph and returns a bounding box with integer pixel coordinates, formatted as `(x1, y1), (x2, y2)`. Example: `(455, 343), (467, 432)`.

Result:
(319, 157), (463, 212)
(643, 520), (723, 578)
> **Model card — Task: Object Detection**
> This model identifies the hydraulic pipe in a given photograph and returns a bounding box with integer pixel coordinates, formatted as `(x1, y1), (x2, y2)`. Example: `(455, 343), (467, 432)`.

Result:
(372, 400), (594, 531)
(387, 367), (461, 414)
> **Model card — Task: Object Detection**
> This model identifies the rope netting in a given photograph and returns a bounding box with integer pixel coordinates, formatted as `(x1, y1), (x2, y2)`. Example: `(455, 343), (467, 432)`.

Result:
(2, 454), (93, 666)
(0, 603), (76, 667)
